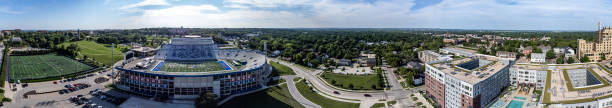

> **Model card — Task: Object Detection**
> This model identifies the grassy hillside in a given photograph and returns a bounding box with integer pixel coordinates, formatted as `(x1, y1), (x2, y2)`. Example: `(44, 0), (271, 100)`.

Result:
(219, 84), (304, 108)
(59, 41), (126, 67)
(270, 61), (296, 76)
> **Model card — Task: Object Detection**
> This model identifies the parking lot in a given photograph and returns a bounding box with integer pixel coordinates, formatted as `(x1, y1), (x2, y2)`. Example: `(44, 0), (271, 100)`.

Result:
(3, 69), (120, 108)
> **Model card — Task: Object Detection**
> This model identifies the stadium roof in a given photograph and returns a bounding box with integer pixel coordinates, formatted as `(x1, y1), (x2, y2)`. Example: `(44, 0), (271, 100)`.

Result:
(170, 37), (214, 45)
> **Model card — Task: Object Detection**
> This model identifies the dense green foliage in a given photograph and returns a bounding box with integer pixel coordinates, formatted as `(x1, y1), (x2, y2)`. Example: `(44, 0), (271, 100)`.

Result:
(394, 67), (423, 87)
(240, 29), (596, 67)
(0, 48), (8, 87)
(8, 31), (75, 48)
(195, 92), (217, 108)
(243, 30), (443, 67)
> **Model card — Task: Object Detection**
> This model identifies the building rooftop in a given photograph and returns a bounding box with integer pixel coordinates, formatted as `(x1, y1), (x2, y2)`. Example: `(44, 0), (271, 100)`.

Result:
(514, 63), (612, 104)
(440, 47), (477, 57)
(170, 37), (214, 45)
(131, 46), (157, 53)
(430, 56), (508, 84)
(531, 53), (545, 58)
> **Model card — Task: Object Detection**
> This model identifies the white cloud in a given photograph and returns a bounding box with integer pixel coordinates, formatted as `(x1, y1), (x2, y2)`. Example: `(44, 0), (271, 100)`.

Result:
(142, 5), (219, 16)
(223, 0), (318, 8)
(120, 0), (171, 9)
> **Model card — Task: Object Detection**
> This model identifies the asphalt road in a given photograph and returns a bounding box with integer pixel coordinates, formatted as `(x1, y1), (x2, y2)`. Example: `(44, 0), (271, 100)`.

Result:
(272, 58), (426, 108)
(280, 75), (321, 108)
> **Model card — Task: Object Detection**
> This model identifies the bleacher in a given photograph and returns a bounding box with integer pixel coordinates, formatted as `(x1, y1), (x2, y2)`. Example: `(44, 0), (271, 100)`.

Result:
(155, 37), (218, 61)
(216, 50), (266, 71)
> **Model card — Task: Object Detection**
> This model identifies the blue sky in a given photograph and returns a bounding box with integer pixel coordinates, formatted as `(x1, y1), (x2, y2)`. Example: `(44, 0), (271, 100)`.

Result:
(0, 0), (611, 30)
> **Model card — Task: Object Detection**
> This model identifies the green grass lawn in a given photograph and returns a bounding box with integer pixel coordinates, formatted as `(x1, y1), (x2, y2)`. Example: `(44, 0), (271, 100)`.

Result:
(370, 103), (385, 108)
(321, 72), (383, 90)
(219, 84), (304, 108)
(270, 61), (296, 76)
(58, 41), (126, 67)
(9, 53), (94, 80)
(296, 81), (360, 108)
(159, 61), (225, 72)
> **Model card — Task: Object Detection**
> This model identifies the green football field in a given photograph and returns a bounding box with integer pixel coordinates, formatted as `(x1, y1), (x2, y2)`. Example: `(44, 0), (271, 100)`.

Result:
(159, 61), (226, 72)
(9, 54), (95, 80)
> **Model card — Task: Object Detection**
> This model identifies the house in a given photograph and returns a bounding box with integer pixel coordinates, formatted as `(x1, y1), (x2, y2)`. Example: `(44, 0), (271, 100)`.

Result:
(531, 53), (546, 63)
(496, 51), (517, 59)
(538, 45), (552, 53)
(10, 37), (22, 42)
(521, 46), (533, 56)
(406, 61), (421, 69)
(565, 48), (575, 58)
(413, 75), (424, 86)
(271, 50), (281, 57)
(443, 38), (456, 44)
(553, 47), (575, 58)
(553, 47), (567, 56)
(360, 53), (376, 67)
(337, 59), (352, 66)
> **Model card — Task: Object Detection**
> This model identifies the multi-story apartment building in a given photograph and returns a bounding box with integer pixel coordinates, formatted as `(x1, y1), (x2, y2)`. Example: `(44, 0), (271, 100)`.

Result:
(425, 55), (511, 108)
(418, 50), (451, 63)
(578, 23), (612, 62)
(509, 64), (548, 89)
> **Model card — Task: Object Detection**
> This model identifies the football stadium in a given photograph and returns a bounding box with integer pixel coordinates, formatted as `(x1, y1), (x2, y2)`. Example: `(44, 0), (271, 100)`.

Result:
(114, 36), (271, 99)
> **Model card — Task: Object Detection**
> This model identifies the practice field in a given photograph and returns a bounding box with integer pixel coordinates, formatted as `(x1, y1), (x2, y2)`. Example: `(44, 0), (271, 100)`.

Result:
(9, 54), (95, 80)
(156, 61), (228, 72)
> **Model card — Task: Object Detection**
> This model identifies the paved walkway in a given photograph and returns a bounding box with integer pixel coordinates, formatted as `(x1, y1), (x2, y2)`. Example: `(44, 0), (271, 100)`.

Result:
(281, 75), (321, 108)
(359, 99), (379, 108)
(413, 93), (434, 108)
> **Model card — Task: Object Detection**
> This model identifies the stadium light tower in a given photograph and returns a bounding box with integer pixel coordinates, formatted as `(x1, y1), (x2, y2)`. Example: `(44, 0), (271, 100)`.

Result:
(263, 41), (267, 56)
(111, 43), (114, 85)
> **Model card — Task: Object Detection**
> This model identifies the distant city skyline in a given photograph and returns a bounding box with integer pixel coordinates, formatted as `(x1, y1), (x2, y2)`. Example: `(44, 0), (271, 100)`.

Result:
(1, 0), (612, 30)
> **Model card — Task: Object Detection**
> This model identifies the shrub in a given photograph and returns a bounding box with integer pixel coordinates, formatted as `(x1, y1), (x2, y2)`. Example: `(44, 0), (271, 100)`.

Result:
(2, 98), (11, 102)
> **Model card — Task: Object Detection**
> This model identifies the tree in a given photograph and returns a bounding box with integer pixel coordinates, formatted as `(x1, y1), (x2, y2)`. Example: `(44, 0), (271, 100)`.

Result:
(601, 53), (606, 62)
(546, 50), (555, 59)
(478, 47), (487, 54)
(348, 83), (354, 89)
(568, 57), (575, 63)
(195, 92), (218, 108)
(581, 56), (591, 63)
(556, 57), (564, 64)
(533, 47), (543, 53)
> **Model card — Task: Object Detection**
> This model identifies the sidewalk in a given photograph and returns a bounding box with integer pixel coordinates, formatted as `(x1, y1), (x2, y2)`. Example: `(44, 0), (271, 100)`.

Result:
(413, 93), (433, 108)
